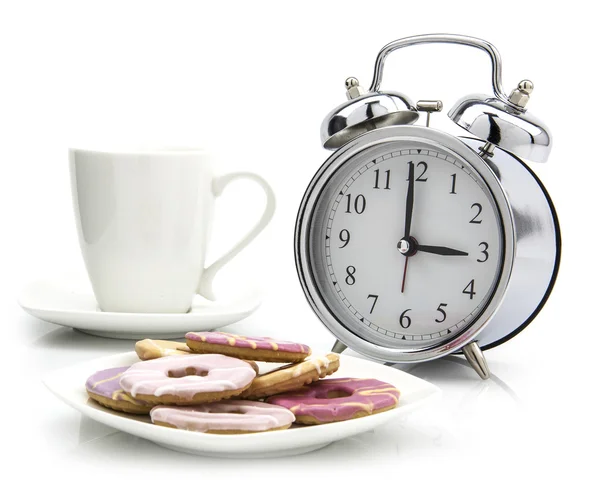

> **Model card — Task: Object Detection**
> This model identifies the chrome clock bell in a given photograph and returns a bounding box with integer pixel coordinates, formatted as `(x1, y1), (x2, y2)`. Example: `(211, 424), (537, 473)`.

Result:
(295, 34), (560, 379)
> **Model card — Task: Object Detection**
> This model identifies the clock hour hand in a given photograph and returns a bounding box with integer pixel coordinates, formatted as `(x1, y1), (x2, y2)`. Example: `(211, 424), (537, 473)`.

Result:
(417, 244), (469, 256)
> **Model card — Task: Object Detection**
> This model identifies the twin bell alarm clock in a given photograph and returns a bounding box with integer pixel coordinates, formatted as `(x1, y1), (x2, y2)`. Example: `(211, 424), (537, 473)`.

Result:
(294, 34), (561, 379)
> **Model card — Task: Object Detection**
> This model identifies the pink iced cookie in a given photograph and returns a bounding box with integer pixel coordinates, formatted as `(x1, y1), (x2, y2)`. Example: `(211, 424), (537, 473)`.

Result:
(85, 366), (151, 414)
(185, 331), (311, 363)
(151, 400), (295, 434)
(119, 354), (256, 405)
(266, 378), (400, 424)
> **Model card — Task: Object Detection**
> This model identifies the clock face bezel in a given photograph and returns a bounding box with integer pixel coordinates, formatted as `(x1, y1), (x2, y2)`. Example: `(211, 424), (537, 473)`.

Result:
(295, 126), (516, 363)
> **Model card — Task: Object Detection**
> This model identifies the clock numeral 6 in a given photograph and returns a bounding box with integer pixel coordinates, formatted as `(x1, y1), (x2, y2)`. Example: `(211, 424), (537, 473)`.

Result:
(462, 279), (476, 299)
(345, 266), (356, 285)
(339, 229), (350, 249)
(477, 242), (489, 262)
(345, 194), (366, 214)
(399, 309), (412, 328)
(435, 303), (448, 323)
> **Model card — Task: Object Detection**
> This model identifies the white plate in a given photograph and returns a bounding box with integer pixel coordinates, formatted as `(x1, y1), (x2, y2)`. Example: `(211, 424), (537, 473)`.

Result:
(19, 278), (261, 339)
(44, 352), (441, 458)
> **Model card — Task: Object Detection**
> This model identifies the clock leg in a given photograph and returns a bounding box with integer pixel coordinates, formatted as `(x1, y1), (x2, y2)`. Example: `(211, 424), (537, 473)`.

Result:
(331, 339), (347, 354)
(462, 341), (490, 380)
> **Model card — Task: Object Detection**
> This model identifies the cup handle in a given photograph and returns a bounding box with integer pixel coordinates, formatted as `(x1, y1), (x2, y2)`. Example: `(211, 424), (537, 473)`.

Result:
(197, 172), (276, 300)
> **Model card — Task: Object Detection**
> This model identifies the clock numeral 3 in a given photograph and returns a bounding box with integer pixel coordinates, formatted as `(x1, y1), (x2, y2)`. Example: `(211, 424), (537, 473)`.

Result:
(470, 203), (483, 224)
(435, 303), (448, 323)
(373, 169), (391, 190)
(345, 266), (356, 285)
(345, 194), (366, 214)
(477, 242), (489, 262)
(462, 279), (476, 299)
(407, 161), (428, 182)
(339, 229), (350, 249)
(399, 309), (412, 328)
(367, 294), (379, 314)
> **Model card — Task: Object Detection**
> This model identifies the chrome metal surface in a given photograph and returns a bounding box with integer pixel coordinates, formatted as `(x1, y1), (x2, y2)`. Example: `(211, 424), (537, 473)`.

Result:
(417, 100), (443, 127)
(462, 341), (490, 379)
(368, 34), (517, 108)
(397, 239), (410, 254)
(295, 126), (516, 363)
(320, 91), (419, 150)
(508, 79), (534, 108)
(449, 94), (552, 163)
(331, 340), (348, 354)
(345, 77), (365, 100)
(460, 137), (560, 349)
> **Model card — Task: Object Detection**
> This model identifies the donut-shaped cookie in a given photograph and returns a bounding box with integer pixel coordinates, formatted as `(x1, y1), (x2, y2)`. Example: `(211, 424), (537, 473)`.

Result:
(242, 353), (340, 399)
(85, 366), (151, 415)
(266, 378), (400, 424)
(185, 331), (311, 363)
(151, 400), (295, 434)
(135, 339), (191, 360)
(119, 354), (256, 405)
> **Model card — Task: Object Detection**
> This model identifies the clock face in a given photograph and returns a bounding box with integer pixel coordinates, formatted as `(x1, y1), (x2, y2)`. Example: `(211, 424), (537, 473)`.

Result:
(306, 137), (506, 351)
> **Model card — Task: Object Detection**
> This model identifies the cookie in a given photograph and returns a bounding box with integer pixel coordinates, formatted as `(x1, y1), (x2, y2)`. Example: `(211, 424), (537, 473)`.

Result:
(135, 339), (191, 360)
(266, 378), (400, 424)
(119, 354), (256, 405)
(185, 331), (311, 363)
(150, 400), (295, 434)
(242, 353), (340, 399)
(85, 366), (151, 415)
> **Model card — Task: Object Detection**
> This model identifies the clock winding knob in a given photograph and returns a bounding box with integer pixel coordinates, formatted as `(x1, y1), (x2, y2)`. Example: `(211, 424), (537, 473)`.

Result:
(508, 79), (534, 108)
(345, 77), (365, 100)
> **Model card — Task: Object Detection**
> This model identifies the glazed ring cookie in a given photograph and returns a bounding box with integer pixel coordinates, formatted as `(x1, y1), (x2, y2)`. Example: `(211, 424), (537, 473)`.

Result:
(151, 400), (295, 434)
(85, 366), (152, 415)
(185, 331), (311, 363)
(266, 378), (400, 424)
(242, 353), (340, 399)
(135, 339), (259, 373)
(119, 354), (256, 405)
(135, 339), (191, 360)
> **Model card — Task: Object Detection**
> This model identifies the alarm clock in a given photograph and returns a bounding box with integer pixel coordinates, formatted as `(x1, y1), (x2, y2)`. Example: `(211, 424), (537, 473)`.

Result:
(294, 34), (561, 379)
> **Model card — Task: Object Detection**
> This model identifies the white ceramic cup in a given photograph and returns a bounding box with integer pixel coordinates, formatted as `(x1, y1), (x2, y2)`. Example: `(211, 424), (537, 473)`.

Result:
(69, 148), (275, 313)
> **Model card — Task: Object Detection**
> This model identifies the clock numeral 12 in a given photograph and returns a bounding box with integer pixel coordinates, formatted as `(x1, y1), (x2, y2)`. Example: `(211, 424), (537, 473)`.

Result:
(407, 161), (428, 182)
(373, 169), (391, 190)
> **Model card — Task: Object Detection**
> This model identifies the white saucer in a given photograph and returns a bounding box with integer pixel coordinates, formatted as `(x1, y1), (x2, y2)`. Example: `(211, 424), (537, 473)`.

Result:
(44, 351), (441, 458)
(19, 278), (262, 339)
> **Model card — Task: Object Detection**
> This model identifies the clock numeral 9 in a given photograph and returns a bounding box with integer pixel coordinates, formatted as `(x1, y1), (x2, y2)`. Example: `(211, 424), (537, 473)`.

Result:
(345, 194), (366, 214)
(339, 229), (350, 248)
(477, 242), (489, 262)
(399, 309), (412, 328)
(462, 279), (476, 299)
(470, 203), (483, 224)
(435, 303), (448, 323)
(345, 266), (356, 285)
(407, 161), (428, 182)
(373, 169), (391, 190)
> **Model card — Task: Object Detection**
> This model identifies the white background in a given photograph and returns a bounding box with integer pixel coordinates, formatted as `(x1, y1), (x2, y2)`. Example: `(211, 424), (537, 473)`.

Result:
(1, 0), (598, 484)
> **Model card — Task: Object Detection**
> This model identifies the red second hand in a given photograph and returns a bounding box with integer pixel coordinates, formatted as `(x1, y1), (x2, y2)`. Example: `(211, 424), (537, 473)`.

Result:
(401, 256), (409, 293)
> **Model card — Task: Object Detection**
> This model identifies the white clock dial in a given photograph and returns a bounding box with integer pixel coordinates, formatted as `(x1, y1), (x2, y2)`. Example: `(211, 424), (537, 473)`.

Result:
(309, 140), (505, 349)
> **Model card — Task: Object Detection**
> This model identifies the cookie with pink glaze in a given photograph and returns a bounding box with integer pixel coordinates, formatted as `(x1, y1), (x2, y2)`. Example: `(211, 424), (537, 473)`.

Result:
(266, 378), (400, 424)
(119, 354), (256, 405)
(185, 332), (311, 363)
(85, 366), (152, 415)
(242, 353), (340, 399)
(151, 400), (295, 434)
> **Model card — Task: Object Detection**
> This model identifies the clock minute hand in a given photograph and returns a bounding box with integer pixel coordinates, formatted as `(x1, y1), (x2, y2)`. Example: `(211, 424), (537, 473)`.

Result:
(403, 161), (415, 239)
(417, 244), (469, 256)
